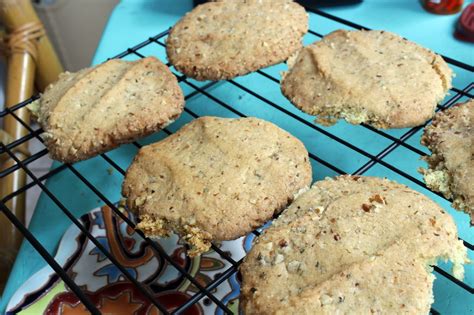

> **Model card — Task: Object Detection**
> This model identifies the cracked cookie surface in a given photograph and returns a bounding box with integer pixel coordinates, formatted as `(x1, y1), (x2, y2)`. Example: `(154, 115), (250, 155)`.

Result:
(122, 116), (312, 256)
(421, 99), (474, 225)
(166, 0), (308, 81)
(240, 176), (467, 314)
(30, 57), (184, 163)
(281, 30), (452, 128)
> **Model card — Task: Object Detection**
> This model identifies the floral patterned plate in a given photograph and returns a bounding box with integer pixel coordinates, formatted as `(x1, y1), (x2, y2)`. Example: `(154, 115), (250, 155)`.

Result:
(6, 205), (254, 314)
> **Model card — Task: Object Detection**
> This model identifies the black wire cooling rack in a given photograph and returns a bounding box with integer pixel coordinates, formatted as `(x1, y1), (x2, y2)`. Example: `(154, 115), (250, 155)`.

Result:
(1, 7), (473, 315)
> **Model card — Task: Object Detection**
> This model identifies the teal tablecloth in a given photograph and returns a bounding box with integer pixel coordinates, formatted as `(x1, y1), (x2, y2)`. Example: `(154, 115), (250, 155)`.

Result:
(2, 0), (473, 313)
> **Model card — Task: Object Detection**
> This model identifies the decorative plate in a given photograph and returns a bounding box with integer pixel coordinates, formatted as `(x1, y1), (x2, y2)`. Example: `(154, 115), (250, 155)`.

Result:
(6, 204), (254, 314)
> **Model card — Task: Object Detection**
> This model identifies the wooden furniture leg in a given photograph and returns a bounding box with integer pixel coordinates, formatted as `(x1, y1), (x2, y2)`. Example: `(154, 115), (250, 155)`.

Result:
(0, 0), (63, 293)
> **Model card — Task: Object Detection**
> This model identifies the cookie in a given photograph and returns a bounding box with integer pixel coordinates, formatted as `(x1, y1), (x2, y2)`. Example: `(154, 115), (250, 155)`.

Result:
(421, 99), (473, 225)
(281, 30), (452, 128)
(122, 116), (312, 256)
(240, 176), (467, 314)
(29, 57), (184, 163)
(166, 0), (308, 81)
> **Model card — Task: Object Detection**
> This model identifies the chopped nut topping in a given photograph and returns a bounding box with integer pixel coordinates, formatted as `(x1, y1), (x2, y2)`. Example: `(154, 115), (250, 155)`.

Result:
(281, 244), (292, 254)
(320, 294), (333, 305)
(274, 254), (285, 264)
(361, 204), (372, 212)
(287, 260), (302, 273)
(264, 242), (273, 251)
(314, 206), (324, 214)
(369, 194), (386, 204)
(257, 252), (267, 266)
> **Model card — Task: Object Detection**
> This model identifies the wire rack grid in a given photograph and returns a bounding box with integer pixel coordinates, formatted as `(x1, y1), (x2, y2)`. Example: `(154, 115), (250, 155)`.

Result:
(1, 7), (473, 315)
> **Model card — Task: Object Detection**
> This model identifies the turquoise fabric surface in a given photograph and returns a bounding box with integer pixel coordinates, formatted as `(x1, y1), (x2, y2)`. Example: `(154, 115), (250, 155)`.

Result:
(1, 0), (473, 313)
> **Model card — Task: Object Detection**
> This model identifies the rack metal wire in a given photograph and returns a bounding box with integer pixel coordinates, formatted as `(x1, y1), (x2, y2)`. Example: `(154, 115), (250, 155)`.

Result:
(1, 7), (473, 315)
